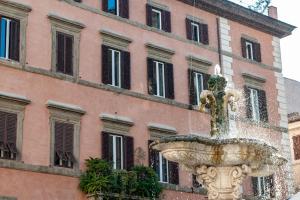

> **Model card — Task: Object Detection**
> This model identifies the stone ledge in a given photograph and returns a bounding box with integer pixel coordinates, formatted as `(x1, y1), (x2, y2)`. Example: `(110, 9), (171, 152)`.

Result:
(186, 55), (213, 67)
(0, 159), (81, 177)
(46, 100), (86, 115)
(0, 0), (32, 12)
(0, 196), (17, 200)
(146, 43), (175, 55)
(48, 13), (86, 29)
(148, 123), (177, 135)
(100, 113), (134, 127)
(161, 183), (207, 195)
(0, 91), (31, 105)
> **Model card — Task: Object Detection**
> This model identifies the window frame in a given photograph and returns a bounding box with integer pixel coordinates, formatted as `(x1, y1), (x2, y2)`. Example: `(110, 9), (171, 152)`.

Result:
(109, 134), (124, 170)
(158, 152), (169, 183)
(191, 22), (200, 43)
(151, 8), (162, 30)
(193, 72), (204, 106)
(249, 88), (260, 122)
(109, 48), (122, 88)
(154, 61), (165, 98)
(245, 41), (254, 60)
(108, 0), (120, 16)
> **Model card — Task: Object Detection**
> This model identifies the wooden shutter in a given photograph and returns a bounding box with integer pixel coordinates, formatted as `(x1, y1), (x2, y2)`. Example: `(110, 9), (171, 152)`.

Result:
(186, 18), (192, 40)
(188, 69), (196, 105)
(123, 136), (134, 170)
(64, 124), (74, 155)
(119, 0), (129, 19)
(244, 86), (252, 119)
(121, 51), (131, 90)
(241, 38), (247, 58)
(6, 113), (17, 153)
(164, 63), (174, 99)
(8, 19), (20, 61)
(64, 35), (74, 75)
(168, 161), (179, 185)
(200, 24), (209, 45)
(254, 42), (262, 62)
(148, 140), (159, 173)
(56, 32), (65, 73)
(102, 132), (110, 161)
(0, 112), (5, 150)
(102, 45), (112, 85)
(202, 73), (210, 90)
(163, 10), (171, 33)
(102, 0), (108, 12)
(147, 58), (156, 95)
(258, 89), (268, 122)
(54, 122), (64, 164)
(146, 4), (152, 26)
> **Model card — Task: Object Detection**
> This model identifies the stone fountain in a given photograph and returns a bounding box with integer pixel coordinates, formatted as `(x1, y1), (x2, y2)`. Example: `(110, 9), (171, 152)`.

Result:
(150, 66), (286, 200)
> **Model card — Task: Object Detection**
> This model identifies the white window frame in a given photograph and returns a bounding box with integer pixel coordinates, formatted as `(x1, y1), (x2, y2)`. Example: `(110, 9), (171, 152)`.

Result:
(250, 88), (260, 122)
(194, 72), (204, 106)
(0, 17), (11, 60)
(154, 61), (165, 98)
(159, 152), (169, 183)
(109, 49), (121, 88)
(245, 41), (254, 60)
(191, 22), (200, 43)
(110, 134), (124, 170)
(151, 9), (162, 30)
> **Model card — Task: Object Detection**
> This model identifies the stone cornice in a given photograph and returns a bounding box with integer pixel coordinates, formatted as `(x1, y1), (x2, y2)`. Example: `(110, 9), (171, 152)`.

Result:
(0, 91), (31, 105)
(46, 100), (86, 115)
(48, 13), (86, 30)
(100, 113), (134, 127)
(0, 0), (32, 13)
(178, 0), (296, 38)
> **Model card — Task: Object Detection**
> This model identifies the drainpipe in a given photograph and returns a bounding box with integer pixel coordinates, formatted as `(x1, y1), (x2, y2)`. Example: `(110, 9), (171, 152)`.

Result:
(216, 17), (223, 74)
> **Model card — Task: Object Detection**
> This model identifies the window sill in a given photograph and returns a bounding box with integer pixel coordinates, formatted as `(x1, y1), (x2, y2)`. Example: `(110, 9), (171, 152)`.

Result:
(160, 183), (207, 195)
(0, 58), (22, 70)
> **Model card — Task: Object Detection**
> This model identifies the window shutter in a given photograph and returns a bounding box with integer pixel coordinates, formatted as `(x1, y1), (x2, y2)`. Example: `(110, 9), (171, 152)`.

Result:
(102, 0), (108, 12)
(241, 38), (247, 58)
(200, 24), (209, 45)
(6, 113), (17, 149)
(168, 161), (179, 185)
(101, 132), (110, 161)
(0, 112), (5, 147)
(148, 140), (159, 173)
(164, 63), (174, 99)
(56, 32), (65, 73)
(147, 58), (156, 95)
(102, 45), (112, 85)
(123, 136), (134, 170)
(119, 0), (129, 19)
(202, 73), (210, 90)
(252, 177), (259, 196)
(146, 4), (152, 26)
(188, 69), (196, 105)
(121, 51), (131, 90)
(64, 124), (74, 156)
(244, 86), (252, 119)
(254, 42), (262, 62)
(65, 35), (74, 76)
(186, 18), (192, 40)
(258, 89), (268, 122)
(8, 19), (20, 61)
(54, 122), (64, 164)
(293, 136), (300, 160)
(163, 10), (171, 33)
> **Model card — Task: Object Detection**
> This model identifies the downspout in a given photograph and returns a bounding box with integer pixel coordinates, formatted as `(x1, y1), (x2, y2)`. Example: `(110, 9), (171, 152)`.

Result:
(216, 17), (223, 74)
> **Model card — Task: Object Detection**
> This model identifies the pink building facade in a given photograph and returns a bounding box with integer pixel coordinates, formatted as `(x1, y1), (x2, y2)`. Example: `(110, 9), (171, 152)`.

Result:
(0, 0), (295, 199)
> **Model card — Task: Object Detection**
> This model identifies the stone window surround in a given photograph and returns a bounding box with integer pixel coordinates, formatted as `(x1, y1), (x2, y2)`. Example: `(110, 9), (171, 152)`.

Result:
(241, 34), (259, 43)
(48, 13), (85, 80)
(146, 43), (175, 63)
(186, 15), (206, 24)
(242, 72), (266, 89)
(0, 91), (31, 161)
(148, 123), (177, 139)
(186, 54), (213, 74)
(0, 0), (32, 68)
(100, 29), (132, 52)
(100, 113), (134, 135)
(147, 0), (169, 11)
(47, 100), (85, 171)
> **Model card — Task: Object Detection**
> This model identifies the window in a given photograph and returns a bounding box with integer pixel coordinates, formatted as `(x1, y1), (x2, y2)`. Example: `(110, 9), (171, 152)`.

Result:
(252, 176), (275, 198)
(0, 111), (17, 160)
(244, 86), (268, 122)
(293, 135), (300, 160)
(186, 18), (209, 45)
(103, 0), (129, 18)
(54, 121), (75, 168)
(188, 69), (210, 106)
(102, 132), (134, 170)
(102, 45), (131, 89)
(241, 38), (261, 62)
(146, 4), (171, 32)
(147, 58), (174, 99)
(148, 140), (179, 184)
(56, 32), (74, 76)
(0, 16), (20, 61)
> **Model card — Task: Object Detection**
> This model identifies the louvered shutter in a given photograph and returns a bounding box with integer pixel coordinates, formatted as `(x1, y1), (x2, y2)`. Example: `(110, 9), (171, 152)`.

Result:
(186, 18), (192, 40)
(241, 38), (247, 58)
(102, 45), (112, 85)
(102, 0), (108, 12)
(121, 51), (131, 90)
(147, 58), (156, 95)
(258, 89), (268, 122)
(164, 63), (174, 99)
(200, 24), (209, 45)
(148, 140), (159, 174)
(168, 161), (179, 185)
(102, 132), (110, 161)
(54, 122), (64, 165)
(6, 113), (17, 155)
(119, 0), (129, 19)
(163, 10), (171, 33)
(64, 124), (74, 156)
(123, 136), (134, 170)
(188, 69), (196, 105)
(8, 19), (20, 61)
(0, 111), (5, 148)
(244, 86), (252, 119)
(56, 32), (65, 73)
(65, 35), (74, 75)
(146, 4), (152, 26)
(254, 42), (262, 62)
(202, 73), (210, 90)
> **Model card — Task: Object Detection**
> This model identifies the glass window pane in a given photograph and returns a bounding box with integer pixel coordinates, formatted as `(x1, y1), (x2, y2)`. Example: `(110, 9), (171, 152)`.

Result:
(152, 10), (161, 29)
(158, 63), (164, 97)
(108, 135), (114, 164)
(0, 18), (7, 58)
(108, 0), (117, 14)
(114, 51), (120, 87)
(192, 24), (199, 42)
(115, 136), (122, 169)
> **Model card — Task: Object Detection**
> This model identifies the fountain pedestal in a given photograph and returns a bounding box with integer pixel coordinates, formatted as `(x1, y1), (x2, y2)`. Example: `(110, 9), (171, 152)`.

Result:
(196, 165), (251, 200)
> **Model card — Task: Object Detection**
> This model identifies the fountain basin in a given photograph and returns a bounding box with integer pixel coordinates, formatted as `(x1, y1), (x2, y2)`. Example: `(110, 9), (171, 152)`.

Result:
(151, 135), (286, 177)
